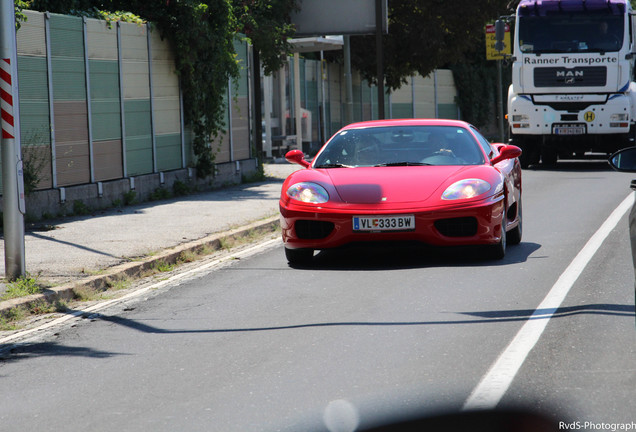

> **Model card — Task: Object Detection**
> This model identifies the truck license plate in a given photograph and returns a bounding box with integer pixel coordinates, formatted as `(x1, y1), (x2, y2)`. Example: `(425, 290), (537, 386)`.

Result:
(353, 215), (415, 232)
(553, 124), (586, 135)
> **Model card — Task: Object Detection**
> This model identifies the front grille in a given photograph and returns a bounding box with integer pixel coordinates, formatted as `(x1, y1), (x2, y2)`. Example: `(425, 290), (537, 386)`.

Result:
(434, 217), (478, 238)
(534, 66), (606, 87)
(294, 220), (335, 240)
(533, 102), (597, 111)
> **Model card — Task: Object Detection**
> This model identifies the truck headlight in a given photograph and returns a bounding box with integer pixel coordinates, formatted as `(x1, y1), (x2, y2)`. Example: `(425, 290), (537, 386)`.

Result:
(611, 113), (629, 121)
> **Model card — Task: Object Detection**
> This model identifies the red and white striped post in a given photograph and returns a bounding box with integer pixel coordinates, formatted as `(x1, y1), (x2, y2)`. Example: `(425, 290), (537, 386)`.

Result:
(1, 1), (25, 280)
(1, 58), (15, 140)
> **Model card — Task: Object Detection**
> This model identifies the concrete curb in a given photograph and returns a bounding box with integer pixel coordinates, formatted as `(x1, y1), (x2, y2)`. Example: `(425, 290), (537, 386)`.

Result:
(0, 216), (281, 317)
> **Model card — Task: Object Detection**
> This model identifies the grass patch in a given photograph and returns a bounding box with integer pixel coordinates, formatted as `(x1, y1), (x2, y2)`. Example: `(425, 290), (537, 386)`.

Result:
(105, 276), (130, 291)
(0, 306), (27, 330)
(1, 274), (47, 300)
(0, 300), (67, 330)
(153, 260), (175, 273)
(177, 250), (198, 264)
(72, 285), (103, 302)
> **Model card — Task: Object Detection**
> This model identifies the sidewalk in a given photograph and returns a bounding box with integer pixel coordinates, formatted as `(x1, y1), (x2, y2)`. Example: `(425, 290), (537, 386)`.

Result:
(0, 162), (300, 313)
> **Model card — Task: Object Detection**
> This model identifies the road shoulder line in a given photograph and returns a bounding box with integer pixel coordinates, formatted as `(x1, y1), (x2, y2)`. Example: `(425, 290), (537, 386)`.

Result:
(463, 192), (635, 410)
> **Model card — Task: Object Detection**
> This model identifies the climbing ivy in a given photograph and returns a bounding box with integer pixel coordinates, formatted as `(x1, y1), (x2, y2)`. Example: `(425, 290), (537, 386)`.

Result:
(19, 0), (241, 178)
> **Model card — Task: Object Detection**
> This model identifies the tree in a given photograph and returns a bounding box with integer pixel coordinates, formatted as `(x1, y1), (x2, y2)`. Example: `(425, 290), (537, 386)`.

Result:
(348, 0), (512, 90)
(233, 0), (297, 75)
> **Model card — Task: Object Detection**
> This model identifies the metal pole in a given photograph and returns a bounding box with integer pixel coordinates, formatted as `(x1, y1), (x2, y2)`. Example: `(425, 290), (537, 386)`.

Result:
(497, 59), (505, 143)
(320, 51), (327, 142)
(1, 1), (26, 280)
(433, 70), (438, 118)
(375, 0), (385, 119)
(343, 35), (354, 124)
(293, 52), (302, 151)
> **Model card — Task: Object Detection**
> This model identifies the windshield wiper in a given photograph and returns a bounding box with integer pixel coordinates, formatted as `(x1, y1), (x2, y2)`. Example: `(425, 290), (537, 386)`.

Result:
(374, 162), (432, 167)
(314, 163), (353, 168)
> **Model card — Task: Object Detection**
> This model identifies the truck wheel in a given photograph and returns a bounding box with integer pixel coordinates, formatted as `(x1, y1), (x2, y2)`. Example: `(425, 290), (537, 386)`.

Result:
(514, 136), (540, 169)
(541, 146), (557, 167)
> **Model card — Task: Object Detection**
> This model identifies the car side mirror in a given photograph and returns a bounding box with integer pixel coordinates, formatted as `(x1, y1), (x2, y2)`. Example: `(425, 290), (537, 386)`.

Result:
(285, 149), (310, 168)
(490, 144), (522, 165)
(609, 147), (636, 172)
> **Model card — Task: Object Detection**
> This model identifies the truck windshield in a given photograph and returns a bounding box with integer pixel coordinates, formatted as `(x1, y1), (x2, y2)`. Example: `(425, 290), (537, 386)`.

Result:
(519, 13), (624, 53)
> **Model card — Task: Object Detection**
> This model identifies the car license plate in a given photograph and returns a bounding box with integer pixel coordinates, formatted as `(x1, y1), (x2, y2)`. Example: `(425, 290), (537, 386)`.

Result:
(353, 215), (415, 231)
(553, 123), (586, 135)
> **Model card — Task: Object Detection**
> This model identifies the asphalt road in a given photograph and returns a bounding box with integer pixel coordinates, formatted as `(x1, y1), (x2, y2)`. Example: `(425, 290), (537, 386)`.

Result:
(1, 160), (635, 431)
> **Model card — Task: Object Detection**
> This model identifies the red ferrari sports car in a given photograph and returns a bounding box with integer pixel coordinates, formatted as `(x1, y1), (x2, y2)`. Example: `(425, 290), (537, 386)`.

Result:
(279, 119), (523, 264)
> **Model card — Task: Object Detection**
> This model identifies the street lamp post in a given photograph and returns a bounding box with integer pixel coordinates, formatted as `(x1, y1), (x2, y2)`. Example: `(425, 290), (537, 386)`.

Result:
(1, 0), (26, 280)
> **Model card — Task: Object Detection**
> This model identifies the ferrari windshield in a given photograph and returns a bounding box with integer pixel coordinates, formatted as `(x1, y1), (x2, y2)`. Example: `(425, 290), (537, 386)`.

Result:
(518, 12), (624, 53)
(313, 125), (486, 168)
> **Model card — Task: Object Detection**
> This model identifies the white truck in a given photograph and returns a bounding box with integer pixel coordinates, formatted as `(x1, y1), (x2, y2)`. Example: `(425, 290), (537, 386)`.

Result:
(505, 0), (636, 167)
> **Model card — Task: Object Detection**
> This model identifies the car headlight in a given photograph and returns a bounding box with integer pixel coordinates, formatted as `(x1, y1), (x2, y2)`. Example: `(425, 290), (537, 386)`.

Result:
(442, 179), (491, 200)
(286, 182), (329, 203)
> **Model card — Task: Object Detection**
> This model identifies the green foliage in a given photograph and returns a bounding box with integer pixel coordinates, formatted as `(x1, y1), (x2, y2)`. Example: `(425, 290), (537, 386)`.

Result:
(18, 1), (297, 176)
(1, 274), (45, 300)
(72, 200), (91, 215)
(123, 190), (137, 206)
(172, 180), (192, 197)
(449, 31), (512, 129)
(24, 0), (242, 177)
(233, 0), (298, 75)
(15, 1), (30, 28)
(21, 129), (51, 196)
(149, 187), (171, 201)
(347, 0), (513, 91)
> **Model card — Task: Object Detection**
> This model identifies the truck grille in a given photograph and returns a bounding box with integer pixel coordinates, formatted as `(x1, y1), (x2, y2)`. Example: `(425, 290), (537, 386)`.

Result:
(534, 66), (606, 87)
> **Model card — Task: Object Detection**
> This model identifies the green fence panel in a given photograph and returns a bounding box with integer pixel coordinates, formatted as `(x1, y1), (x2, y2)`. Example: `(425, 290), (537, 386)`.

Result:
(89, 60), (120, 99)
(156, 134), (182, 171)
(91, 100), (121, 142)
(124, 99), (153, 175)
(391, 103), (414, 120)
(49, 14), (84, 59)
(124, 99), (152, 136)
(438, 103), (459, 120)
(17, 56), (48, 101)
(52, 58), (86, 101)
(125, 136), (153, 176)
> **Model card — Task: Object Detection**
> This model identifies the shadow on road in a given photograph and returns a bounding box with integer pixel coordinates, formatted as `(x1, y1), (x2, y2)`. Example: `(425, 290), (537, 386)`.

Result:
(287, 241), (543, 271)
(0, 341), (123, 364)
(1, 300), (631, 363)
(527, 159), (613, 173)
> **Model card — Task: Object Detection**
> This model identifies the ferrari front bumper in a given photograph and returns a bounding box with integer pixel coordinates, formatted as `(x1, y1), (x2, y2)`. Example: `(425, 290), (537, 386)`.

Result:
(280, 196), (506, 251)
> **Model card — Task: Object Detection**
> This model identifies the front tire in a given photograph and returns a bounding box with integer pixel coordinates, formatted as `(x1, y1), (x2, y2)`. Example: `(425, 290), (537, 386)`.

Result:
(507, 199), (523, 245)
(284, 247), (314, 265)
(488, 217), (507, 260)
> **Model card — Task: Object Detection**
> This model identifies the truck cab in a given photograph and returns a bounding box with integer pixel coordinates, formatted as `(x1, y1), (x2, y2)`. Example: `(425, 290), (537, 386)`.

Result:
(507, 0), (636, 167)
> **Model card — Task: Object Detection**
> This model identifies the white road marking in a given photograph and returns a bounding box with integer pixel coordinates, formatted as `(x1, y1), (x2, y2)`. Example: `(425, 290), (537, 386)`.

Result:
(0, 237), (282, 348)
(463, 192), (635, 411)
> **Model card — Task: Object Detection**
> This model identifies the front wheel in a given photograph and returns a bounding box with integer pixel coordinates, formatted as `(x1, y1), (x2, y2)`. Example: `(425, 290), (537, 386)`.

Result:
(506, 199), (523, 245)
(488, 217), (507, 260)
(284, 247), (314, 265)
